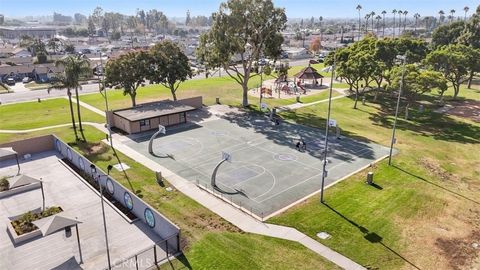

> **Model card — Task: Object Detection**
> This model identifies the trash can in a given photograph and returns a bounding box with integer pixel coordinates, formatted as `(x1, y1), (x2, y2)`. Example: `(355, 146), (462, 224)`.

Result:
(216, 97), (220, 104)
(366, 172), (373, 184)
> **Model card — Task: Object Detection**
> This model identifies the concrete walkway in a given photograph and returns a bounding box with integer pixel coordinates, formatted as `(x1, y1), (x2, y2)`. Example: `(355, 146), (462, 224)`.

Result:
(107, 135), (366, 270)
(0, 122), (106, 133)
(278, 93), (346, 112)
(66, 96), (106, 116)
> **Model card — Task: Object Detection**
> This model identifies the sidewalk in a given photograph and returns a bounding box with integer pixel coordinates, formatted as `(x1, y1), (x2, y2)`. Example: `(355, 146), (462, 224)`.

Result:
(0, 122), (106, 133)
(107, 136), (366, 270)
(67, 96), (106, 116)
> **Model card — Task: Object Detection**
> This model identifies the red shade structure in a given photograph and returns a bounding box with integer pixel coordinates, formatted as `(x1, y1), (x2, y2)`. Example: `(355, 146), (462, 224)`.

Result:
(294, 66), (324, 82)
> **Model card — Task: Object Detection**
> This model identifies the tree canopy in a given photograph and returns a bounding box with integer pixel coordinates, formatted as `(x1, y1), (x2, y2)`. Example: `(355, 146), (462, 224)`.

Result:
(197, 0), (287, 107)
(147, 40), (192, 101)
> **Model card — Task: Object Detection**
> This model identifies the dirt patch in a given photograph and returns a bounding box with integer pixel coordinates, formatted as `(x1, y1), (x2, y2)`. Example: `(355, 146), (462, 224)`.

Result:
(436, 230), (480, 270)
(446, 100), (480, 122)
(420, 158), (458, 182)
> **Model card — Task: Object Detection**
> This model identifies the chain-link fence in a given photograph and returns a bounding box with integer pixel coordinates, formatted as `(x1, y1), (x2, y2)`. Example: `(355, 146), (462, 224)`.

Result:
(108, 234), (179, 270)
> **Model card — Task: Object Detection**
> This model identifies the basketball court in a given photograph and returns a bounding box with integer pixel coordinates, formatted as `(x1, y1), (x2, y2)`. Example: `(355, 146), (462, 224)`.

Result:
(125, 110), (391, 219)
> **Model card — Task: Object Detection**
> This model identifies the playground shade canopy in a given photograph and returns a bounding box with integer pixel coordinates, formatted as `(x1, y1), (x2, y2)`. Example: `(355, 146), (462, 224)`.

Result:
(8, 174), (41, 189)
(294, 66), (324, 80)
(32, 215), (82, 236)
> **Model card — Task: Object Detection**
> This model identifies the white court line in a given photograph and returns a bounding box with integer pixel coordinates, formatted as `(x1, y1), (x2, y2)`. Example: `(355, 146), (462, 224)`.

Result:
(253, 171), (324, 203)
(252, 147), (376, 204)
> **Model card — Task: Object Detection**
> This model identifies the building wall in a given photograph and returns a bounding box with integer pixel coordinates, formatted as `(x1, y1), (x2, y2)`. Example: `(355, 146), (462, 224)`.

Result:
(0, 135), (54, 161)
(178, 96), (203, 108)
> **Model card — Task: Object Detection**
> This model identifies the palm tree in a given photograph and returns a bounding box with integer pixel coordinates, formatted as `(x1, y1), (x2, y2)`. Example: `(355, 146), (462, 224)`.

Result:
(381, 10), (387, 37)
(414, 13), (420, 33)
(319, 16), (323, 43)
(370, 11), (375, 33)
(403, 10), (408, 31)
(356, 5), (362, 40)
(397, 10), (403, 35)
(450, 9), (455, 22)
(438, 10), (445, 25)
(375, 15), (382, 34)
(392, 9), (397, 37)
(365, 14), (371, 33)
(53, 55), (92, 141)
(464, 6), (469, 20)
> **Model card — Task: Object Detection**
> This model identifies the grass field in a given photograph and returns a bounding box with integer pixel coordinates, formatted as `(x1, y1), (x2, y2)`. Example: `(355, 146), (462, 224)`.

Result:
(271, 85), (480, 269)
(79, 63), (333, 111)
(0, 98), (105, 130)
(0, 125), (339, 269)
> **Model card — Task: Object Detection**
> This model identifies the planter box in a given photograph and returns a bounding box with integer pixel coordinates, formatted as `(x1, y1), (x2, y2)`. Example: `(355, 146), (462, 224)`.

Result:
(0, 182), (41, 199)
(7, 219), (42, 245)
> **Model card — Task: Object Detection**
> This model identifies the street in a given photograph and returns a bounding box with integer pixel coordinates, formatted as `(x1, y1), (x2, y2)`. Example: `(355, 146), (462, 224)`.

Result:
(0, 58), (312, 104)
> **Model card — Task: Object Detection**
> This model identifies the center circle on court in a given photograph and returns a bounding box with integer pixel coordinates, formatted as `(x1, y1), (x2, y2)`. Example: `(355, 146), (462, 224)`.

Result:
(273, 153), (298, 162)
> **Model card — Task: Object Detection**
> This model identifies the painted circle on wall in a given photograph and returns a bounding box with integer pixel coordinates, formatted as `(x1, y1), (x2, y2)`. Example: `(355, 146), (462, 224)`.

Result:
(144, 208), (155, 228)
(55, 139), (62, 151)
(78, 157), (85, 171)
(67, 148), (73, 161)
(106, 178), (114, 194)
(124, 192), (133, 210)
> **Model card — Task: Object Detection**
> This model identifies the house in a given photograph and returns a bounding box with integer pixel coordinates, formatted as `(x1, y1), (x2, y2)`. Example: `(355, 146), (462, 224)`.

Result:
(0, 65), (35, 81)
(12, 48), (32, 58)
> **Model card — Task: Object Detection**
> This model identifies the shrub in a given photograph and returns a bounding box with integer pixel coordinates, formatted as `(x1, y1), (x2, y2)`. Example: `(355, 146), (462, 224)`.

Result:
(0, 177), (9, 191)
(11, 206), (63, 235)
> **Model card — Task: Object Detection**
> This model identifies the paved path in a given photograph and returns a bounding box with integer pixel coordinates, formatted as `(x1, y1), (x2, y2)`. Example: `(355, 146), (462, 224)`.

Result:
(108, 135), (366, 270)
(66, 96), (106, 116)
(278, 92), (346, 112)
(0, 122), (105, 133)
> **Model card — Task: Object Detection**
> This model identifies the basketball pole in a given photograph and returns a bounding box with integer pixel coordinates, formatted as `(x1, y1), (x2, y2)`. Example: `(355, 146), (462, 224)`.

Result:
(320, 52), (336, 204)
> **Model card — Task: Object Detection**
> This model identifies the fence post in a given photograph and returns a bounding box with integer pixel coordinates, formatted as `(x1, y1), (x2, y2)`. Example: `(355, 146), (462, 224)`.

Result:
(166, 239), (169, 256)
(154, 244), (158, 265)
(135, 255), (139, 270)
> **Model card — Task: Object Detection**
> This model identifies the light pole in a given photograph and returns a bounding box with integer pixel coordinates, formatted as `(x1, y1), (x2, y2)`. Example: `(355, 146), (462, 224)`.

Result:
(320, 51), (336, 203)
(98, 51), (113, 148)
(90, 164), (113, 270)
(388, 55), (406, 166)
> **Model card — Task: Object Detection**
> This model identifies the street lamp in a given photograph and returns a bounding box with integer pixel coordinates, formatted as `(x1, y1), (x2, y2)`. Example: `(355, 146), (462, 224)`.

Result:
(388, 55), (407, 166)
(320, 51), (336, 203)
(90, 164), (113, 270)
(98, 51), (114, 148)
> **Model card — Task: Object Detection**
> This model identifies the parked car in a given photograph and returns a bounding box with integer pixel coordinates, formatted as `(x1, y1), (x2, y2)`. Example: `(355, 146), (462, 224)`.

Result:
(22, 77), (32, 83)
(6, 78), (15, 86)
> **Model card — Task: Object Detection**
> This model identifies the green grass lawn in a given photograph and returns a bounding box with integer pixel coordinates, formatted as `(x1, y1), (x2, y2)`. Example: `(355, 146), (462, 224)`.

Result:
(0, 125), (339, 269)
(271, 87), (480, 269)
(79, 63), (331, 111)
(0, 98), (105, 130)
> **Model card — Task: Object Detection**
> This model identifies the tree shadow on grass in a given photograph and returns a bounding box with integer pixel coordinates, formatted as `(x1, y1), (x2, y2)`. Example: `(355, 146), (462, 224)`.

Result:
(323, 203), (421, 270)
(392, 165), (480, 206)
(365, 93), (480, 144)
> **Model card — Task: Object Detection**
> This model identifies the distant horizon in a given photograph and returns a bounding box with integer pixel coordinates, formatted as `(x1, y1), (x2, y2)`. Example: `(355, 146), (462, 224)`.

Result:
(0, 0), (478, 19)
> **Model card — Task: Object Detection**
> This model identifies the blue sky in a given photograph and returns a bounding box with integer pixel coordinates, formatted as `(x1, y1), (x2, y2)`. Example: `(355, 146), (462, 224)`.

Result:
(1, 0), (477, 18)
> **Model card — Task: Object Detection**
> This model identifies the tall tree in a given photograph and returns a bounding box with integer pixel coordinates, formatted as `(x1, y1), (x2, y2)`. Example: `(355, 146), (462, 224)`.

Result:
(392, 9), (397, 37)
(356, 5), (362, 40)
(449, 9), (456, 22)
(186, 10), (191, 26)
(438, 10), (445, 25)
(53, 55), (92, 141)
(390, 64), (447, 117)
(147, 40), (192, 101)
(425, 44), (474, 99)
(397, 10), (403, 35)
(403, 10), (408, 31)
(431, 21), (465, 48)
(381, 10), (387, 37)
(105, 51), (149, 107)
(464, 6), (470, 20)
(197, 0), (287, 107)
(458, 5), (480, 88)
(87, 16), (96, 37)
(413, 13), (420, 34)
(47, 38), (62, 55)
